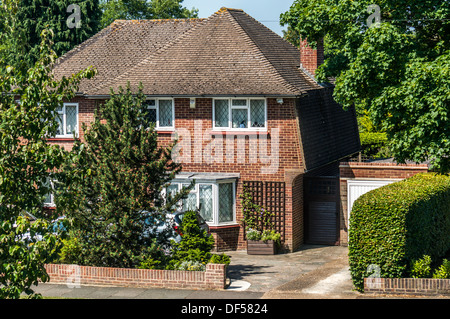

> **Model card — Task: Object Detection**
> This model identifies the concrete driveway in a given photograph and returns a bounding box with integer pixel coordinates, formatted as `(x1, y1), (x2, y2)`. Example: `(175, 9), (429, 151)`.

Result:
(226, 244), (360, 299)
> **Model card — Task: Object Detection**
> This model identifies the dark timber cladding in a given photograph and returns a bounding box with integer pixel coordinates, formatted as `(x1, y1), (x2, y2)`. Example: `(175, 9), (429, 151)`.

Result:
(297, 88), (360, 172)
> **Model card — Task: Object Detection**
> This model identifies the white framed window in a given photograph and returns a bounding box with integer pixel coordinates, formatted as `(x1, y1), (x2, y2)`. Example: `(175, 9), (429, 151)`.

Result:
(143, 98), (174, 130)
(213, 98), (267, 130)
(55, 103), (79, 138)
(164, 180), (236, 226)
(43, 178), (56, 207)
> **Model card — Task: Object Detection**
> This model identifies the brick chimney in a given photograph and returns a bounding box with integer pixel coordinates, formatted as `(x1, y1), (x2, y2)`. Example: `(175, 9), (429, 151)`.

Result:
(300, 38), (324, 77)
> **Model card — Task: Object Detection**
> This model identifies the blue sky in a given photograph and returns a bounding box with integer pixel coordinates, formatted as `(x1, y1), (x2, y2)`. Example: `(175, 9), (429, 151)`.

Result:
(182, 0), (295, 35)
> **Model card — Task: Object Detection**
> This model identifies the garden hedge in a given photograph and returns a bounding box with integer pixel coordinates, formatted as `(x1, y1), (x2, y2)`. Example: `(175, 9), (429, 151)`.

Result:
(348, 173), (450, 292)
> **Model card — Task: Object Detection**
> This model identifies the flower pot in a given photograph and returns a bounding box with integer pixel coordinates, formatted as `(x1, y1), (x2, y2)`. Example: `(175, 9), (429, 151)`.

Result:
(247, 240), (277, 255)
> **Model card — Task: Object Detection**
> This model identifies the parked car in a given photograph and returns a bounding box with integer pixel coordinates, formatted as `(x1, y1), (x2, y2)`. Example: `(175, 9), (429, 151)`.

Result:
(18, 213), (67, 243)
(142, 211), (209, 243)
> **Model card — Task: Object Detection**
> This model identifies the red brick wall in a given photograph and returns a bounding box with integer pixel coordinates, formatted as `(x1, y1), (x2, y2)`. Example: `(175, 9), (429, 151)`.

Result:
(364, 277), (450, 296)
(165, 98), (304, 251)
(339, 161), (429, 246)
(45, 263), (227, 290)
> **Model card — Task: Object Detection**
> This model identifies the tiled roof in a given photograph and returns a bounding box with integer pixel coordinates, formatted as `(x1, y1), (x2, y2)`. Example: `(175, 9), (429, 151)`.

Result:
(53, 8), (321, 97)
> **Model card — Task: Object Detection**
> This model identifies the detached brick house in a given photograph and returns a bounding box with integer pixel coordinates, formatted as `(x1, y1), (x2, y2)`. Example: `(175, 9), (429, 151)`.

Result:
(50, 7), (360, 252)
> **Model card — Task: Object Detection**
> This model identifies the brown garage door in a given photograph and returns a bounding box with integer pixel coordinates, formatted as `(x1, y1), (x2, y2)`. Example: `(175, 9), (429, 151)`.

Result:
(304, 177), (339, 245)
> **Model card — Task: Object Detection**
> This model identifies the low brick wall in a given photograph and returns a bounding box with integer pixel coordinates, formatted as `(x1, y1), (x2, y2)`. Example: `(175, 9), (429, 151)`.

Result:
(364, 277), (450, 296)
(45, 263), (227, 290)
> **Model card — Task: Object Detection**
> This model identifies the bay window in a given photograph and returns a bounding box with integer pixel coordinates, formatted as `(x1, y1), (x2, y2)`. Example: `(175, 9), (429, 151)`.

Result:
(164, 173), (238, 226)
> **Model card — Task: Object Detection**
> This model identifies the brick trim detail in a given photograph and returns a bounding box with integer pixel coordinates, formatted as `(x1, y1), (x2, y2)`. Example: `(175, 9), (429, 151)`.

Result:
(364, 277), (450, 296)
(44, 263), (227, 290)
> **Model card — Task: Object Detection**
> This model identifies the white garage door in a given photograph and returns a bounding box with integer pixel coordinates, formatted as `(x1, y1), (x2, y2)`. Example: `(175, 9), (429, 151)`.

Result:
(347, 179), (396, 228)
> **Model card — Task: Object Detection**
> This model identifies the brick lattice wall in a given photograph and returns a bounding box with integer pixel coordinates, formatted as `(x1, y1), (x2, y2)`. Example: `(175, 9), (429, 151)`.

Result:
(364, 277), (450, 296)
(45, 263), (227, 290)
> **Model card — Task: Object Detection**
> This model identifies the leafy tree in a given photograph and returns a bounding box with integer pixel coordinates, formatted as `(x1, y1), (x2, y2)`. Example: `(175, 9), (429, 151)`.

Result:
(281, 0), (450, 172)
(100, 0), (198, 28)
(0, 2), (95, 298)
(0, 0), (101, 69)
(58, 84), (191, 268)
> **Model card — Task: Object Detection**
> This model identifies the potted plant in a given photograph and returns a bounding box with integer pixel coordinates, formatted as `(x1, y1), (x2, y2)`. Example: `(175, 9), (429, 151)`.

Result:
(240, 187), (281, 255)
(246, 229), (281, 255)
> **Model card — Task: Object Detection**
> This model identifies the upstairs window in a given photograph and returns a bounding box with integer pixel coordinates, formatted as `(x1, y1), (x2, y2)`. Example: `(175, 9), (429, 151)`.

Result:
(55, 103), (78, 138)
(213, 98), (266, 130)
(143, 99), (174, 130)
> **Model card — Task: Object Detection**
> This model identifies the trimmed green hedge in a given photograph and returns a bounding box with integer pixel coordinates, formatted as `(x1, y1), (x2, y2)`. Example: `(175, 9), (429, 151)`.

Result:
(348, 173), (450, 292)
(359, 132), (390, 158)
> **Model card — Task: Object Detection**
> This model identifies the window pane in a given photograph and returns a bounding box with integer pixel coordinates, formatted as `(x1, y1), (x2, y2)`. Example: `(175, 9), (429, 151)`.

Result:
(183, 192), (197, 211)
(232, 108), (248, 128)
(158, 100), (173, 127)
(199, 185), (213, 222)
(166, 184), (179, 198)
(214, 100), (229, 127)
(232, 99), (247, 106)
(250, 100), (265, 128)
(44, 192), (53, 206)
(55, 113), (63, 136)
(143, 107), (156, 126)
(65, 105), (77, 136)
(145, 100), (156, 107)
(218, 183), (233, 223)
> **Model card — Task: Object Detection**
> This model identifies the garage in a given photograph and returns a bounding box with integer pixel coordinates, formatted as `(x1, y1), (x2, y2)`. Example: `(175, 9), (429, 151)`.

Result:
(338, 161), (429, 245)
(346, 179), (394, 226)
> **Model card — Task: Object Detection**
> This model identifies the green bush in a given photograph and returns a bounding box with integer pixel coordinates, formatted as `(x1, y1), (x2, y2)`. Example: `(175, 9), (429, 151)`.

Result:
(169, 210), (215, 269)
(58, 237), (83, 264)
(349, 173), (450, 292)
(245, 228), (281, 246)
(410, 255), (432, 278)
(433, 259), (450, 279)
(409, 255), (450, 279)
(176, 260), (206, 271)
(209, 253), (231, 265)
(359, 132), (390, 158)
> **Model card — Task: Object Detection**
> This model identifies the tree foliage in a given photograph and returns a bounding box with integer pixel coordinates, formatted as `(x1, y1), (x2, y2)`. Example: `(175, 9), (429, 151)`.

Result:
(99, 0), (198, 28)
(0, 0), (101, 69)
(281, 0), (450, 172)
(0, 3), (95, 298)
(58, 84), (190, 268)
